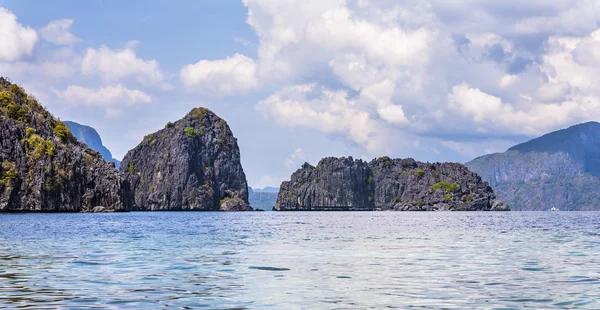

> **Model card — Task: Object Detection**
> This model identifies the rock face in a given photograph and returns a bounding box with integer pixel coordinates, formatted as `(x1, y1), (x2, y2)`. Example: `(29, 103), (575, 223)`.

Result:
(275, 156), (509, 211)
(466, 121), (600, 211)
(121, 108), (252, 211)
(65, 121), (121, 168)
(0, 77), (132, 212)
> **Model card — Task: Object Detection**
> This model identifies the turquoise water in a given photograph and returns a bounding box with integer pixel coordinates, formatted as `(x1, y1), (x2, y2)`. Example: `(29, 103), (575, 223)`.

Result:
(0, 212), (599, 309)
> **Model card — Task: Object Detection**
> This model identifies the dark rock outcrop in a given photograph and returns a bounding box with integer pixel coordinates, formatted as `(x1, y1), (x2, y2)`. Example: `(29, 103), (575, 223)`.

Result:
(121, 107), (252, 211)
(0, 77), (132, 212)
(275, 156), (508, 211)
(65, 121), (121, 168)
(466, 121), (600, 211)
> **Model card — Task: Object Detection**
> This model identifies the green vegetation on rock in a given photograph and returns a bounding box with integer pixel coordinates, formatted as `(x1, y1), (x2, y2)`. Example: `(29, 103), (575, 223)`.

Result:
(431, 181), (460, 192)
(184, 127), (198, 138)
(191, 107), (210, 120)
(0, 161), (17, 187)
(23, 131), (55, 159)
(128, 160), (137, 175)
(53, 121), (75, 143)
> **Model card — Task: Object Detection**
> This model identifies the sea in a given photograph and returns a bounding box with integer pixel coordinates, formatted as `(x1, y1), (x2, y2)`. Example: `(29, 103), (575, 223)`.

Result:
(0, 211), (599, 309)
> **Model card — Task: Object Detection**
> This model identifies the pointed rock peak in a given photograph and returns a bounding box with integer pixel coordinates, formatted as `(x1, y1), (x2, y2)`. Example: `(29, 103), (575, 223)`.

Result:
(121, 106), (251, 211)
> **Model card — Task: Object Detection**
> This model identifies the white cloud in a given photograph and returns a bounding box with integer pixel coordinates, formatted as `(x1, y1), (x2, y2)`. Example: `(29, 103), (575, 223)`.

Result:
(9, 1), (600, 166)
(81, 42), (170, 89)
(256, 84), (387, 152)
(441, 139), (517, 158)
(378, 104), (409, 125)
(180, 53), (258, 95)
(284, 148), (308, 168)
(53, 85), (151, 106)
(513, 1), (600, 35)
(237, 1), (600, 157)
(499, 75), (520, 88)
(253, 175), (286, 189)
(0, 8), (38, 61)
(448, 83), (600, 135)
(40, 19), (78, 45)
(104, 107), (123, 119)
(0, 60), (75, 79)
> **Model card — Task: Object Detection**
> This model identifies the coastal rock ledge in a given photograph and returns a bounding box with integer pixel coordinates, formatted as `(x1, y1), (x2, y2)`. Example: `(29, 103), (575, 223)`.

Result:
(121, 107), (252, 211)
(275, 157), (510, 211)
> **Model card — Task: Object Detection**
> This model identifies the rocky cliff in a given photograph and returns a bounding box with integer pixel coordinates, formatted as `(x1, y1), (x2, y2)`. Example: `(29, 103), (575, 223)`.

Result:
(121, 107), (252, 211)
(466, 121), (600, 211)
(65, 121), (121, 168)
(275, 156), (509, 211)
(0, 77), (132, 212)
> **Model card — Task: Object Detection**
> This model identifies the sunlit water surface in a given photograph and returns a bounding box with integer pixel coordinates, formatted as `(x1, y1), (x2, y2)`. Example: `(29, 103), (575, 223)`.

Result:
(1, 212), (599, 309)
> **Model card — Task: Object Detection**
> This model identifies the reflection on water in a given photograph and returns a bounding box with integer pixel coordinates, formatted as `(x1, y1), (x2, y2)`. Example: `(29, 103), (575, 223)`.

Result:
(0, 212), (599, 308)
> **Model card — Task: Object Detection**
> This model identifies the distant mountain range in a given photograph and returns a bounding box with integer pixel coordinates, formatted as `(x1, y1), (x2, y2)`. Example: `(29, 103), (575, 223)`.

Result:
(466, 121), (600, 211)
(64, 121), (121, 168)
(248, 186), (279, 210)
(251, 186), (279, 193)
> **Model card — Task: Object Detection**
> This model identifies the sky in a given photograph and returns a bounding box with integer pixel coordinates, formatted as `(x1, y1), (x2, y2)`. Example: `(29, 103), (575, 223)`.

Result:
(2, 0), (600, 188)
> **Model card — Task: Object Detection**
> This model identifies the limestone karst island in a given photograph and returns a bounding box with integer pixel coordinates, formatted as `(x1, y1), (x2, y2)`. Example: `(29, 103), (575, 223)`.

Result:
(2, 2), (600, 309)
(1, 78), (510, 212)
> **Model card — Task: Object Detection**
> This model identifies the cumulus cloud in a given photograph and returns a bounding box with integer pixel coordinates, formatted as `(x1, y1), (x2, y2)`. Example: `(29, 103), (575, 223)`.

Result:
(284, 148), (308, 168)
(9, 1), (600, 164)
(0, 8), (38, 62)
(40, 19), (79, 45)
(0, 60), (76, 79)
(82, 42), (170, 89)
(53, 85), (151, 106)
(256, 84), (387, 152)
(180, 53), (258, 95)
(233, 0), (600, 159)
(448, 83), (599, 136)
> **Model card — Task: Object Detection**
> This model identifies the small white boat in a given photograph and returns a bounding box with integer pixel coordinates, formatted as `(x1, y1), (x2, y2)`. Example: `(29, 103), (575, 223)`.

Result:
(550, 207), (559, 211)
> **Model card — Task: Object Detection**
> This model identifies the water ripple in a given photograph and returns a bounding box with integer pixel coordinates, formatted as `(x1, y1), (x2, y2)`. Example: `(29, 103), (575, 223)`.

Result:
(0, 211), (599, 308)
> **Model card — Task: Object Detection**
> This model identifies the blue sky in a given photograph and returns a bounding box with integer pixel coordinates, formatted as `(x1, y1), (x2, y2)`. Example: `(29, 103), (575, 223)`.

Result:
(2, 0), (600, 188)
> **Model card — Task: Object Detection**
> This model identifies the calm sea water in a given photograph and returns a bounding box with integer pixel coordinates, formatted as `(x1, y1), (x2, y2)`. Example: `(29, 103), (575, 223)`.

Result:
(0, 212), (599, 309)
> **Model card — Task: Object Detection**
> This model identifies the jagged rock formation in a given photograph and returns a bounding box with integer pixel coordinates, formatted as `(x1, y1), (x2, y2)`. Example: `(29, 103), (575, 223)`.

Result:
(121, 107), (252, 211)
(65, 121), (121, 168)
(467, 121), (600, 211)
(275, 156), (509, 211)
(0, 77), (132, 212)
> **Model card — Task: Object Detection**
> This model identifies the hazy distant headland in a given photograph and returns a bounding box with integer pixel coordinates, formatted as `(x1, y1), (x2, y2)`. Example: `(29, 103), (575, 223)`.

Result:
(467, 122), (600, 211)
(65, 121), (121, 169)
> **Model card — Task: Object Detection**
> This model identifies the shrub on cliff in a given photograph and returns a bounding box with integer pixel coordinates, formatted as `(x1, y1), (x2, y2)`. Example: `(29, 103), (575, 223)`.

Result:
(53, 121), (75, 142)
(431, 181), (460, 192)
(184, 127), (198, 138)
